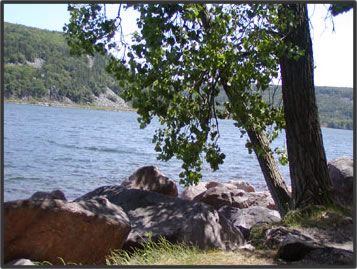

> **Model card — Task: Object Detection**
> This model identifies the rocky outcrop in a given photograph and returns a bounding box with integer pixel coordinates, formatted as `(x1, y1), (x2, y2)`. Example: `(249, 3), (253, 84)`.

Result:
(193, 186), (275, 210)
(121, 166), (178, 197)
(75, 186), (245, 251)
(4, 197), (131, 265)
(328, 156), (353, 205)
(93, 87), (128, 109)
(180, 180), (255, 200)
(219, 206), (281, 240)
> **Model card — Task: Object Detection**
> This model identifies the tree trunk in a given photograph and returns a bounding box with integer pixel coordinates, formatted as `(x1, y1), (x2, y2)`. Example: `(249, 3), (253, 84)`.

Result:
(246, 128), (292, 216)
(221, 81), (291, 217)
(278, 4), (335, 209)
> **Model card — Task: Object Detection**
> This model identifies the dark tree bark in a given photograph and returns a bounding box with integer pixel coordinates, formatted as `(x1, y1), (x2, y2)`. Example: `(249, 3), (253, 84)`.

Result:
(278, 4), (335, 209)
(221, 81), (292, 217)
(245, 127), (292, 216)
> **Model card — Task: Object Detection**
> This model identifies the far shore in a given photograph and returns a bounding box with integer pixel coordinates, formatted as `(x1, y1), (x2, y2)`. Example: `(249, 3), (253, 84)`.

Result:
(4, 99), (351, 131)
(4, 98), (137, 113)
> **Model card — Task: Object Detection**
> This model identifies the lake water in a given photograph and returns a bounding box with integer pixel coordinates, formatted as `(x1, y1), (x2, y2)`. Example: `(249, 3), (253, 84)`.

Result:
(3, 103), (354, 201)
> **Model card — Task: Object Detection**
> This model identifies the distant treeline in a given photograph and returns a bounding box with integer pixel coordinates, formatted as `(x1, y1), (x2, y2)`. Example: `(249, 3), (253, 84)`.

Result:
(215, 85), (353, 130)
(3, 22), (353, 130)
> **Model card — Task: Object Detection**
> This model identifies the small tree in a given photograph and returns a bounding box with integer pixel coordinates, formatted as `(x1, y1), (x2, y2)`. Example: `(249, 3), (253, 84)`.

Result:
(64, 3), (351, 214)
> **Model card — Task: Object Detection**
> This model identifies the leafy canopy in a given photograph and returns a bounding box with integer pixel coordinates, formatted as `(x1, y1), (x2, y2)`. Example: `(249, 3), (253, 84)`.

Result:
(64, 4), (305, 185)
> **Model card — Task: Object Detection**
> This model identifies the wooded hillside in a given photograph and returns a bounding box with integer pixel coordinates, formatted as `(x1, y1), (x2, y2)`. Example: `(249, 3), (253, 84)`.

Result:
(4, 22), (122, 104)
(3, 22), (353, 130)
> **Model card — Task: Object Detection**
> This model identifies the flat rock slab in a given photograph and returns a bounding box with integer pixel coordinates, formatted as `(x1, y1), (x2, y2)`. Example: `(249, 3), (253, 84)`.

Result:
(75, 186), (245, 251)
(4, 197), (131, 265)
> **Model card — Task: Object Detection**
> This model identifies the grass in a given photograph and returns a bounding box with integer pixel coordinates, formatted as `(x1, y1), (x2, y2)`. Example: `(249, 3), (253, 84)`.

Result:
(279, 204), (352, 229)
(33, 237), (276, 266)
(105, 236), (276, 266)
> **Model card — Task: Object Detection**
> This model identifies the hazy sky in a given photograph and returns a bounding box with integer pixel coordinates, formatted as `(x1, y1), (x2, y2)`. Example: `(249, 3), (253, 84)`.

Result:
(3, 3), (354, 88)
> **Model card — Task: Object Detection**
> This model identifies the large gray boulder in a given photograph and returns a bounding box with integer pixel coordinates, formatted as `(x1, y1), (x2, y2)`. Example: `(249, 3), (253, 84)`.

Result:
(193, 185), (275, 210)
(219, 206), (281, 240)
(328, 156), (353, 204)
(4, 197), (131, 265)
(75, 186), (245, 251)
(121, 166), (178, 197)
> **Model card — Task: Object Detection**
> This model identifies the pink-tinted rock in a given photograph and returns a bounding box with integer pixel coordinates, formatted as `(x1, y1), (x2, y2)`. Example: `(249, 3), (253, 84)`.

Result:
(4, 197), (131, 265)
(121, 166), (178, 197)
(193, 186), (275, 210)
(227, 180), (256, 192)
(181, 180), (256, 200)
(180, 181), (211, 200)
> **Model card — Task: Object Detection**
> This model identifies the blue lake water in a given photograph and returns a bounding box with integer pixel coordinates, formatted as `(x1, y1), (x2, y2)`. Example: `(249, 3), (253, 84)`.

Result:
(4, 103), (354, 201)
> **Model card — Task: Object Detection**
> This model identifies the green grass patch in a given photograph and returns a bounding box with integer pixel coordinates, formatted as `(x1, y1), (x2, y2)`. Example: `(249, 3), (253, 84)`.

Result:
(106, 235), (275, 266)
(280, 204), (352, 229)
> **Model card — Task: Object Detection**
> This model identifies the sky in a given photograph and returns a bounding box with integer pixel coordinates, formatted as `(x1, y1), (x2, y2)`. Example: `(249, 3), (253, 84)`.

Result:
(3, 3), (354, 88)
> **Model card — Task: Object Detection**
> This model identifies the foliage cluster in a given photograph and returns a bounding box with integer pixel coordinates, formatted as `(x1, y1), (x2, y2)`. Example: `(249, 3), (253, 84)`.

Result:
(4, 22), (122, 104)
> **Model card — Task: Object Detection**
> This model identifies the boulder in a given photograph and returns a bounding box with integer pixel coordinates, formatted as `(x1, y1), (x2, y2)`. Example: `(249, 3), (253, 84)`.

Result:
(180, 180), (255, 200)
(4, 197), (131, 265)
(227, 180), (256, 192)
(297, 246), (354, 265)
(75, 186), (245, 251)
(264, 226), (317, 250)
(121, 166), (178, 197)
(30, 189), (67, 201)
(277, 237), (354, 265)
(180, 181), (215, 200)
(328, 156), (353, 204)
(218, 206), (281, 240)
(193, 186), (275, 210)
(277, 238), (317, 262)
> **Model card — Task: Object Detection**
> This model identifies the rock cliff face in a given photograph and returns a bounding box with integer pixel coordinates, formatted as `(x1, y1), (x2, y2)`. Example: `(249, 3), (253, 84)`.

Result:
(93, 88), (129, 109)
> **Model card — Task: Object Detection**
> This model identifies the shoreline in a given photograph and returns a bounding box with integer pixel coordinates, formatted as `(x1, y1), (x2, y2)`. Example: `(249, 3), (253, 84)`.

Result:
(4, 98), (137, 113)
(4, 99), (352, 131)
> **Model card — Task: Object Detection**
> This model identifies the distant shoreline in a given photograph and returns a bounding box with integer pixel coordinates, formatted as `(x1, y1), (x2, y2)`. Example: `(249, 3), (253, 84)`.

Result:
(4, 99), (351, 131)
(4, 98), (137, 113)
